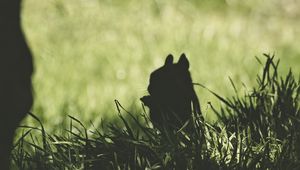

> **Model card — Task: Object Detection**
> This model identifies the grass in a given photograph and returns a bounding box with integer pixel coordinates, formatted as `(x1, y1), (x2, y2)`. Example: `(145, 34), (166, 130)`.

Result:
(11, 55), (300, 169)
(20, 0), (300, 131)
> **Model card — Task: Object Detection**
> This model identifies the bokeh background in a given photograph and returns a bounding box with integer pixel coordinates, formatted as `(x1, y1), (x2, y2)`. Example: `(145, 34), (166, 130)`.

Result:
(21, 0), (300, 132)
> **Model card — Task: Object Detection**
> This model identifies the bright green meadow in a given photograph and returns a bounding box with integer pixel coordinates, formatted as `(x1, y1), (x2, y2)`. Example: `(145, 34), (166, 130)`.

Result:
(21, 0), (300, 132)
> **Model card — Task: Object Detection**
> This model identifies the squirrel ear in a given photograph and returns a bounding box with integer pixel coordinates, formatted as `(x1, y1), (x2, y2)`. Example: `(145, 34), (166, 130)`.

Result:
(178, 53), (189, 69)
(164, 54), (173, 66)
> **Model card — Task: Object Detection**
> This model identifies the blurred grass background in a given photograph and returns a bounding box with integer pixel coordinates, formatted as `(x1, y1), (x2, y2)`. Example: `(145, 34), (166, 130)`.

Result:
(21, 0), (300, 132)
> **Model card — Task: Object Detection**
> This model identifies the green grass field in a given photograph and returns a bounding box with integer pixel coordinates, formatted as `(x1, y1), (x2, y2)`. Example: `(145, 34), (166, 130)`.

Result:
(21, 0), (300, 131)
(12, 56), (300, 169)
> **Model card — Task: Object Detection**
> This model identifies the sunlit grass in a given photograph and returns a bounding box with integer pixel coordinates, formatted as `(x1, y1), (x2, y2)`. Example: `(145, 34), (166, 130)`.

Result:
(11, 55), (300, 169)
(21, 0), (300, 131)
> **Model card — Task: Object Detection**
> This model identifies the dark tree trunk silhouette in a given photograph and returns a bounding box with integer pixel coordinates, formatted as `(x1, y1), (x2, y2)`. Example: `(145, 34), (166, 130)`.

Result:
(0, 1), (33, 169)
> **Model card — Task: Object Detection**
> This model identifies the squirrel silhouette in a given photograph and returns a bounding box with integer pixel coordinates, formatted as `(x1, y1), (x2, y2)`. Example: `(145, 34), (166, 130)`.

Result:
(141, 53), (201, 130)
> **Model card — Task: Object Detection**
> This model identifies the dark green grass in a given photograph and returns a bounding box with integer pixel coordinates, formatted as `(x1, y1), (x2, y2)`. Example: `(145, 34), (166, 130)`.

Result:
(12, 55), (300, 169)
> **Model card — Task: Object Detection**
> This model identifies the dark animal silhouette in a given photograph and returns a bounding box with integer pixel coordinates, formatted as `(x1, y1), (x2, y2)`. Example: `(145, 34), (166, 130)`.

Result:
(0, 1), (33, 169)
(141, 54), (201, 130)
